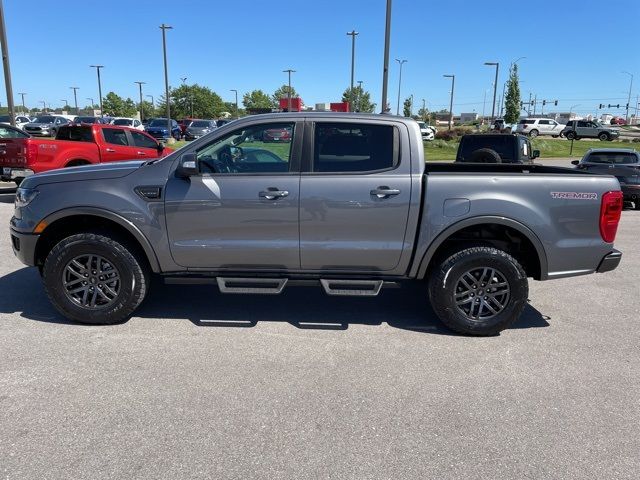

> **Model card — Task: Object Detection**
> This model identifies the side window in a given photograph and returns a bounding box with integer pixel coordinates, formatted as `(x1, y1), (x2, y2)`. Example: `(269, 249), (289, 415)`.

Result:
(196, 122), (294, 174)
(539, 120), (550, 125)
(134, 120), (141, 127)
(577, 121), (588, 128)
(0, 126), (28, 138)
(102, 128), (129, 146)
(313, 123), (396, 173)
(131, 131), (158, 149)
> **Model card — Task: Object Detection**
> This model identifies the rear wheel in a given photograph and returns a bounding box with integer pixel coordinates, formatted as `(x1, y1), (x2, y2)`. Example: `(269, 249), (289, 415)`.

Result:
(42, 233), (149, 325)
(529, 129), (539, 138)
(565, 131), (577, 140)
(428, 246), (529, 336)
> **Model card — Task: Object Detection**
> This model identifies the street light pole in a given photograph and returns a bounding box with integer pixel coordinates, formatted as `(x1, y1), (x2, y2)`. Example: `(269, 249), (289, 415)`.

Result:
(89, 65), (104, 117)
(484, 62), (499, 121)
(146, 94), (154, 110)
(70, 86), (79, 115)
(283, 69), (295, 112)
(86, 98), (94, 112)
(60, 99), (68, 110)
(623, 71), (633, 123)
(18, 92), (26, 114)
(40, 100), (46, 112)
(134, 81), (145, 122)
(395, 58), (407, 115)
(230, 89), (238, 117)
(0, 0), (16, 125)
(160, 23), (173, 142)
(380, 0), (392, 113)
(346, 30), (359, 112)
(357, 80), (363, 112)
(443, 74), (455, 131)
(422, 98), (426, 122)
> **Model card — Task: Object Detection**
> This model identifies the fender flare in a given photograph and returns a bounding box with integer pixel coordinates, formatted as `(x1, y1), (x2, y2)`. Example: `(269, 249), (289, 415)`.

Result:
(414, 215), (548, 280)
(39, 206), (161, 272)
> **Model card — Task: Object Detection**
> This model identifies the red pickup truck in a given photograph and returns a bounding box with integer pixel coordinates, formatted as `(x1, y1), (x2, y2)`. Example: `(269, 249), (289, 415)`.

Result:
(0, 123), (171, 186)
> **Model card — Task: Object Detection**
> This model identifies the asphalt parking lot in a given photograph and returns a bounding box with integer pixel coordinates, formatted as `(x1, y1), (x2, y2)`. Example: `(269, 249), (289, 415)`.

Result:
(1, 172), (639, 479)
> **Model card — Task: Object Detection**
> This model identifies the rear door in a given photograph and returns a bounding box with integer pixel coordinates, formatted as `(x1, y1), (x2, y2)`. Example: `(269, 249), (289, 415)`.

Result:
(299, 120), (412, 273)
(100, 127), (139, 162)
(129, 130), (163, 159)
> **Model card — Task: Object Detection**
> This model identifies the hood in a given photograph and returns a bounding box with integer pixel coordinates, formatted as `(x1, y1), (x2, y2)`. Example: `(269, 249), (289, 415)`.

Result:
(22, 160), (145, 188)
(187, 126), (212, 133)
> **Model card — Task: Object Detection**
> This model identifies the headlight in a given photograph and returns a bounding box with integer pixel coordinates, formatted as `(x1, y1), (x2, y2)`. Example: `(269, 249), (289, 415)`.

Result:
(15, 188), (39, 208)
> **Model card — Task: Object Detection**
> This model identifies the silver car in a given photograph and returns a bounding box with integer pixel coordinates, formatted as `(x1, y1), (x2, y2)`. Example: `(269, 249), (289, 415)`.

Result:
(23, 115), (71, 137)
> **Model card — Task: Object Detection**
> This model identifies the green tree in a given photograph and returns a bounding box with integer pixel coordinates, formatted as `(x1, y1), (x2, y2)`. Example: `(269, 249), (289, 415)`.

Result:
(139, 100), (155, 120)
(403, 97), (412, 117)
(417, 107), (429, 122)
(504, 64), (521, 125)
(243, 89), (273, 110)
(160, 84), (225, 119)
(101, 92), (137, 117)
(341, 86), (376, 113)
(272, 84), (298, 108)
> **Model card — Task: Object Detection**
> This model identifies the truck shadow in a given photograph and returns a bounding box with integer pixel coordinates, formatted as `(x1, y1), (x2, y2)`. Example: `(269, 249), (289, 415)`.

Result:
(0, 267), (550, 335)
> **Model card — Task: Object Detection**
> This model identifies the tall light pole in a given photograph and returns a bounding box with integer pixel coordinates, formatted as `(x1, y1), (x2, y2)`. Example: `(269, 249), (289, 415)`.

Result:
(409, 94), (413, 116)
(484, 62), (499, 121)
(443, 74), (455, 131)
(86, 97), (94, 112)
(146, 94), (154, 109)
(89, 65), (104, 117)
(0, 0), (16, 125)
(357, 80), (363, 112)
(69, 86), (79, 115)
(134, 81), (146, 122)
(40, 100), (46, 112)
(380, 0), (392, 113)
(421, 98), (426, 121)
(230, 89), (238, 117)
(18, 91), (26, 114)
(623, 71), (633, 123)
(346, 30), (359, 112)
(395, 58), (407, 115)
(283, 69), (295, 112)
(160, 23), (173, 142)
(60, 99), (68, 110)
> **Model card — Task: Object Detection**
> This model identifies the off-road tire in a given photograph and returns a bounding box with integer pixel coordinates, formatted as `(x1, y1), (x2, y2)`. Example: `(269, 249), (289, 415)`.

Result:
(470, 148), (502, 163)
(42, 233), (149, 325)
(428, 246), (528, 336)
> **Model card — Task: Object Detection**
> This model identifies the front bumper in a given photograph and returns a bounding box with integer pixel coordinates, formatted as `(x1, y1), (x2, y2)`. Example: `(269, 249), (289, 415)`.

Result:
(1, 167), (34, 181)
(10, 227), (39, 267)
(596, 249), (622, 273)
(619, 184), (640, 201)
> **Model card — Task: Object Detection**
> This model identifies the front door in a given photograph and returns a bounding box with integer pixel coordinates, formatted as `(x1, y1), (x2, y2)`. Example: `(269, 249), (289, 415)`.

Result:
(165, 121), (302, 269)
(299, 121), (412, 273)
(100, 127), (140, 162)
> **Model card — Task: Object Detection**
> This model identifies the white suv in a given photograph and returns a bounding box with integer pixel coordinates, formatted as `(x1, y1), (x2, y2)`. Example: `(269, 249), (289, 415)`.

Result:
(516, 118), (565, 138)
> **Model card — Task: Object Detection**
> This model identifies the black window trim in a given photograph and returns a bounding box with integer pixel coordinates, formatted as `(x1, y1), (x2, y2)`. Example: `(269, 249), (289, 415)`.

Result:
(302, 121), (401, 176)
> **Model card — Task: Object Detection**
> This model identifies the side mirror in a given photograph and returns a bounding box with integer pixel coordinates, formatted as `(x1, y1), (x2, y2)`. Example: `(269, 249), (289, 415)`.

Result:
(571, 160), (580, 166)
(532, 149), (540, 159)
(157, 143), (164, 154)
(176, 153), (199, 178)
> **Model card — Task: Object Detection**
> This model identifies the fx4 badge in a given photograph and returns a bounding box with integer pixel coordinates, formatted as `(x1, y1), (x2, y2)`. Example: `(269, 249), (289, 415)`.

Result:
(551, 192), (598, 200)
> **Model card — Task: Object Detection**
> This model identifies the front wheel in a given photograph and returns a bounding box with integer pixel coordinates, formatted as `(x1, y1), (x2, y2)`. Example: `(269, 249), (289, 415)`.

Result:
(428, 246), (529, 336)
(565, 131), (576, 140)
(42, 233), (149, 325)
(598, 132), (610, 141)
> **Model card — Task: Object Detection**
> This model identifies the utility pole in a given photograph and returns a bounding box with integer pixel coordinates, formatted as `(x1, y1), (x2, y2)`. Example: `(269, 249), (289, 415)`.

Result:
(346, 30), (359, 112)
(134, 81), (145, 122)
(380, 0), (392, 113)
(357, 80), (363, 112)
(40, 100), (46, 112)
(533, 95), (537, 116)
(395, 58), (407, 115)
(89, 65), (104, 117)
(422, 98), (426, 122)
(623, 71), (633, 123)
(70, 87), (79, 115)
(484, 62), (499, 121)
(0, 0), (16, 125)
(230, 89), (238, 117)
(160, 24), (173, 142)
(443, 74), (455, 131)
(18, 91), (26, 114)
(282, 69), (295, 112)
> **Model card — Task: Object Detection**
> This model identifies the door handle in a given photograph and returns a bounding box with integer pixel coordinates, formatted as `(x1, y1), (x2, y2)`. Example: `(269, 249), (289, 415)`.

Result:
(259, 188), (289, 200)
(105, 148), (116, 153)
(136, 151), (147, 156)
(370, 186), (401, 198)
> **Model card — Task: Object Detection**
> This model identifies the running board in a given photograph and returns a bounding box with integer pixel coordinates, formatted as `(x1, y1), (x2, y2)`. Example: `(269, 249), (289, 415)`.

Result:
(216, 277), (287, 295)
(320, 279), (383, 297)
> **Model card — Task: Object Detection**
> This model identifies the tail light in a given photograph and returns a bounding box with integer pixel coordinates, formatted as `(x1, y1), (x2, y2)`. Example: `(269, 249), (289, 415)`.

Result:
(522, 125), (528, 129)
(599, 191), (623, 243)
(26, 140), (38, 165)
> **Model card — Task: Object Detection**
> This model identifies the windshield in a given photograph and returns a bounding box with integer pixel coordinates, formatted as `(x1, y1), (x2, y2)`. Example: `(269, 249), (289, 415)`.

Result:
(0, 115), (10, 122)
(113, 119), (133, 126)
(34, 116), (56, 123)
(191, 121), (211, 128)
(149, 119), (169, 127)
(74, 117), (98, 123)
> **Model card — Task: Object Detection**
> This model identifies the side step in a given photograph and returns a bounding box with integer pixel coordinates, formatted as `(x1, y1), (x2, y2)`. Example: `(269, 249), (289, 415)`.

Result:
(320, 279), (383, 297)
(216, 277), (287, 295)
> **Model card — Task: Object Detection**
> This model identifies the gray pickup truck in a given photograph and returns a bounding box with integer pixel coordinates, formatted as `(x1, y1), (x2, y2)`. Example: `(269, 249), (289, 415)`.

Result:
(10, 113), (624, 335)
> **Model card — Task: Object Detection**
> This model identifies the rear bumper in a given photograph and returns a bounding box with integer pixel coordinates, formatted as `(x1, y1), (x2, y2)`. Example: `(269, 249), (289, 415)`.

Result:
(596, 249), (622, 273)
(10, 227), (39, 267)
(1, 168), (34, 181)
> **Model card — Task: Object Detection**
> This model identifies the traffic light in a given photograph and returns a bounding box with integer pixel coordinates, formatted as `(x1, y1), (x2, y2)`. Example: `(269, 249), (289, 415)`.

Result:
(599, 104), (604, 109)
(542, 100), (546, 106)
(626, 103), (629, 109)
(554, 100), (558, 106)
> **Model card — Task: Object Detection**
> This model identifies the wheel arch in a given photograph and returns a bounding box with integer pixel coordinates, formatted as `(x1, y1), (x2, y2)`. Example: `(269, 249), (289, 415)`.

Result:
(64, 158), (92, 167)
(34, 207), (161, 273)
(415, 216), (548, 281)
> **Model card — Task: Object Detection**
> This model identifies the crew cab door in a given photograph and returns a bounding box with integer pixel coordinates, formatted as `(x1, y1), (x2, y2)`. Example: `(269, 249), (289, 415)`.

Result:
(164, 121), (302, 269)
(99, 127), (140, 162)
(299, 120), (412, 273)
(128, 130), (164, 159)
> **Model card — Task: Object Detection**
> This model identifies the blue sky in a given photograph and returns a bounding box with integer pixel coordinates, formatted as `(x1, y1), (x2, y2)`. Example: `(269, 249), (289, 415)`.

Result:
(3, 0), (639, 116)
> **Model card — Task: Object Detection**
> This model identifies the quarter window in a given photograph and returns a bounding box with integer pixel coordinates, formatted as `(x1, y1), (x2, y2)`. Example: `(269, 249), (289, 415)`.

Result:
(313, 123), (396, 173)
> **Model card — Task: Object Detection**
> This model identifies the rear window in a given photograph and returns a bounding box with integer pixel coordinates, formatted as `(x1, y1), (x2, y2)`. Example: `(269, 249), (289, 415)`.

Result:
(191, 121), (211, 128)
(585, 153), (638, 165)
(459, 136), (514, 160)
(34, 116), (56, 123)
(113, 119), (133, 126)
(55, 126), (94, 142)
